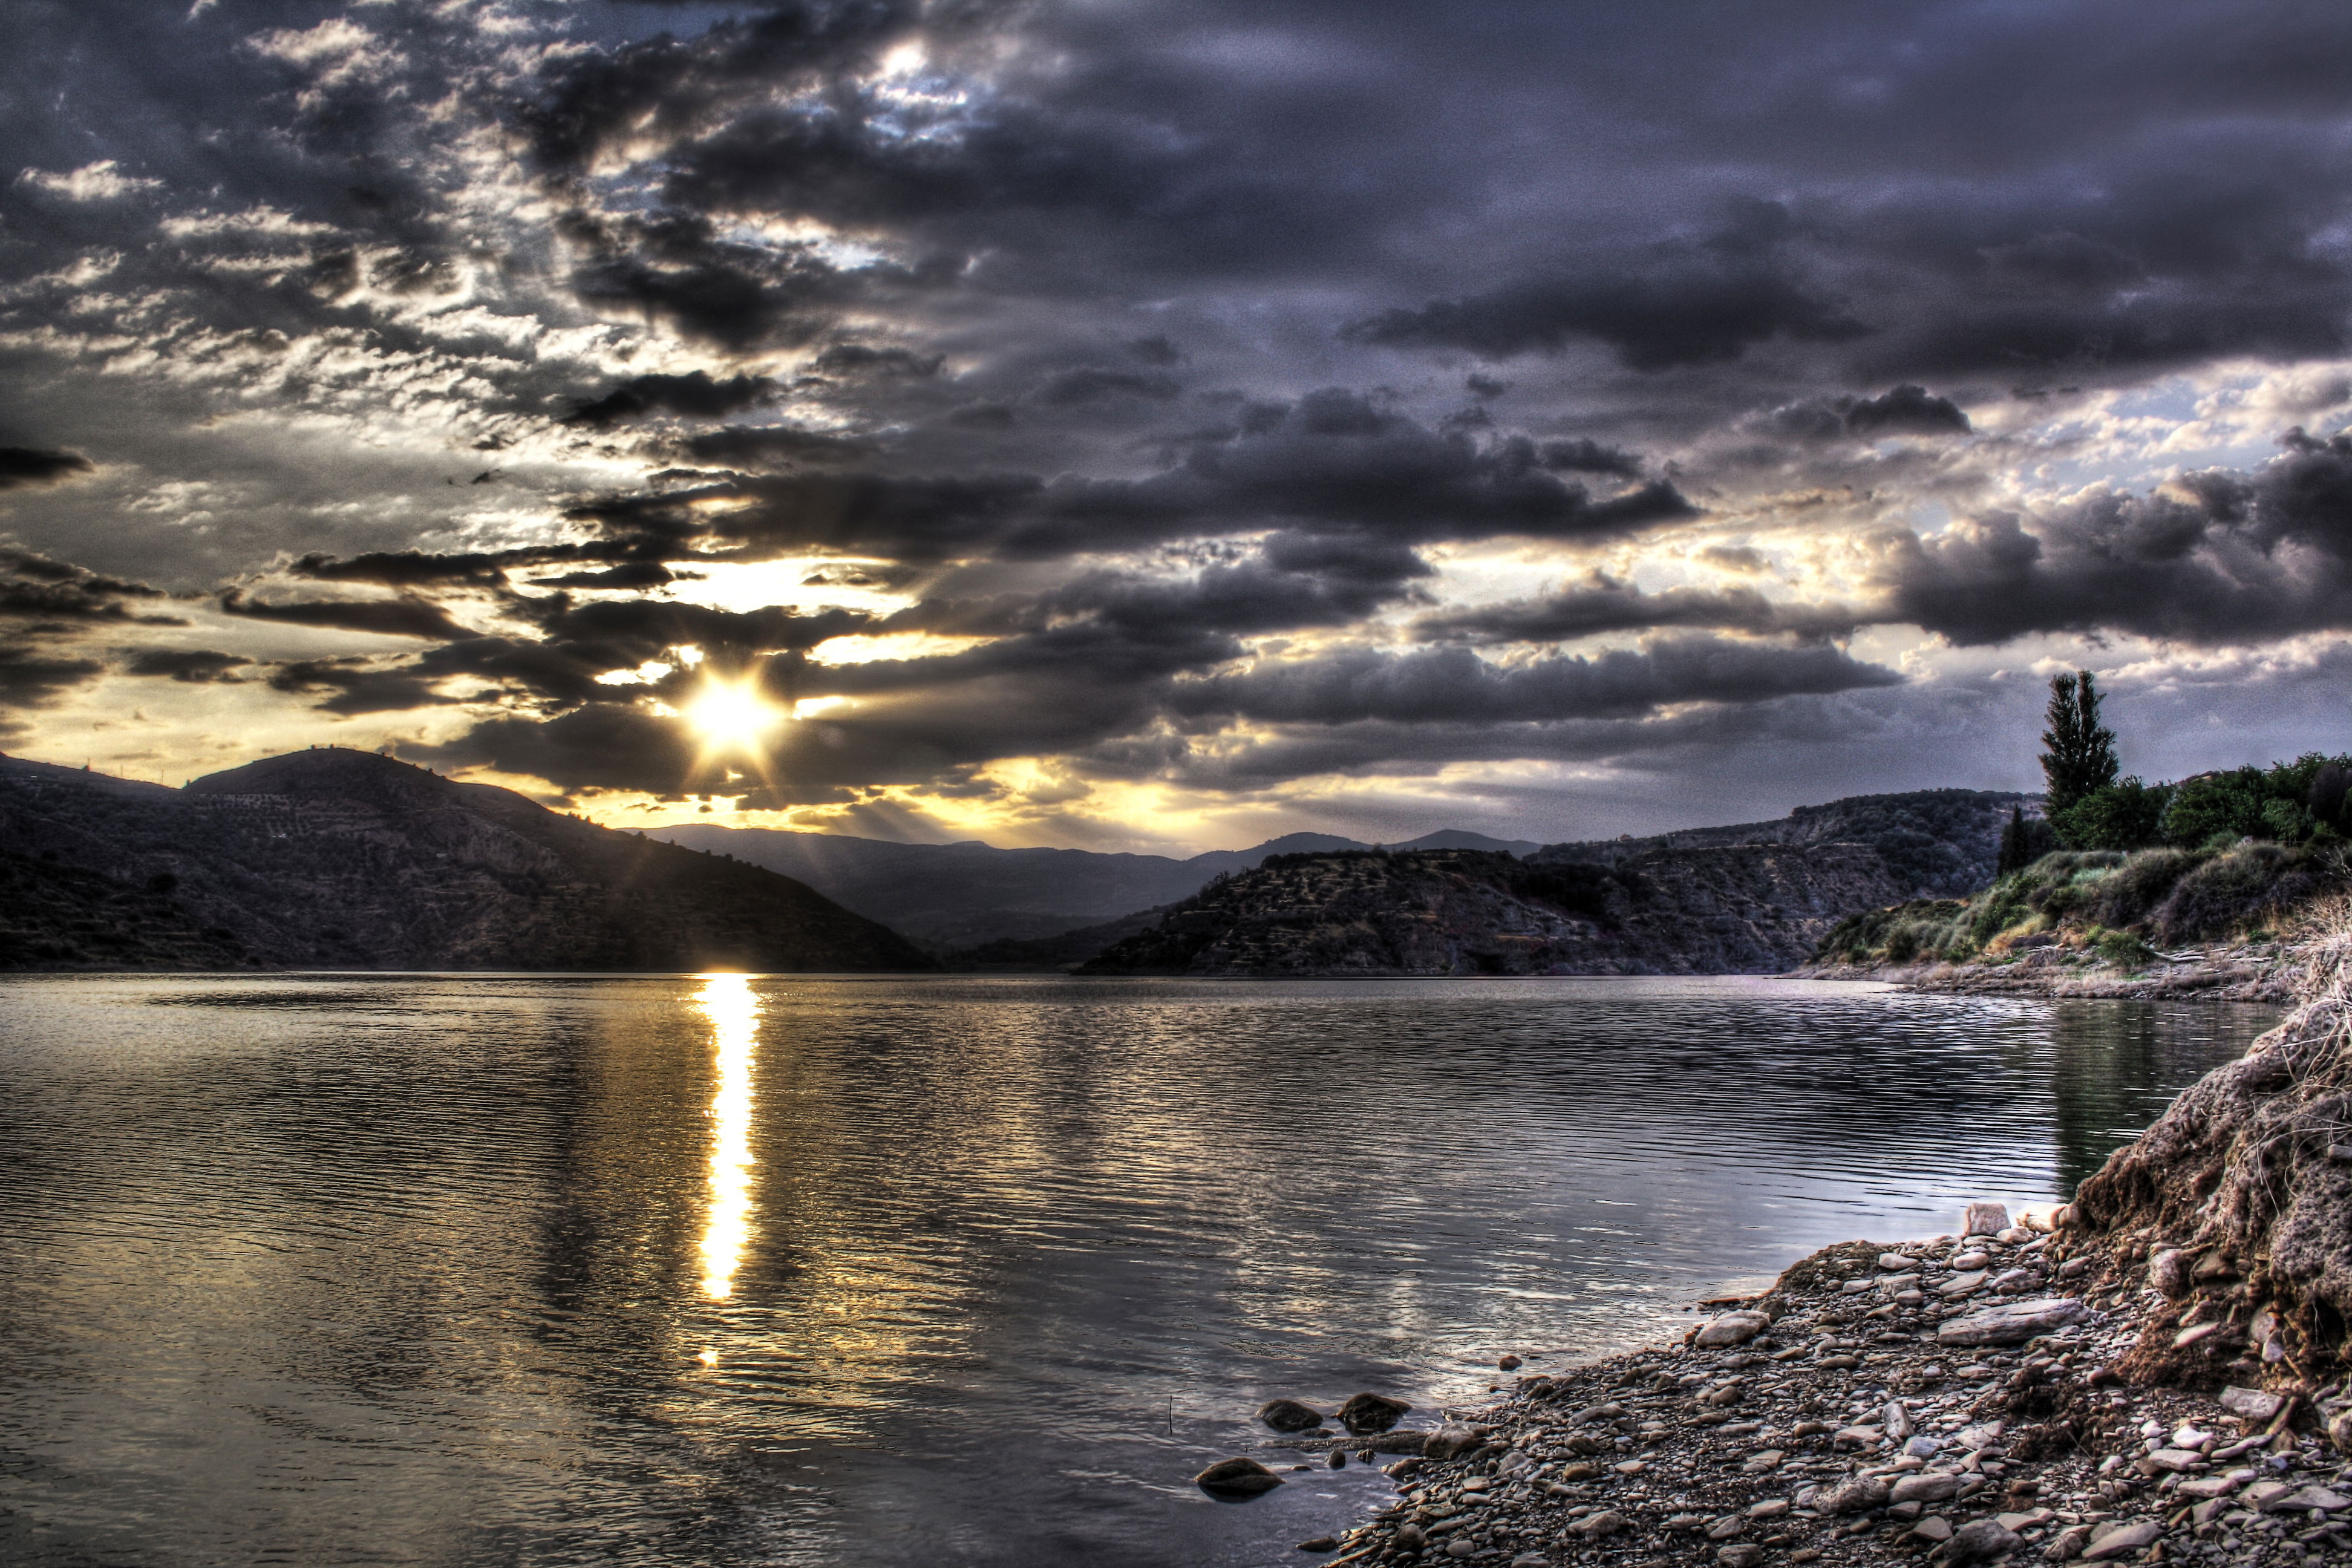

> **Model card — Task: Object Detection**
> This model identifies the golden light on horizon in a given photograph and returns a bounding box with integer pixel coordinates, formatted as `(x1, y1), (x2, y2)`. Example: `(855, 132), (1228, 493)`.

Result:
(694, 973), (759, 1299)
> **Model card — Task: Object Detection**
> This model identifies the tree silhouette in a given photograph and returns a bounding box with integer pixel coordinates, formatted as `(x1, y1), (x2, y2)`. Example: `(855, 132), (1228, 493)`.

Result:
(2040, 670), (2119, 815)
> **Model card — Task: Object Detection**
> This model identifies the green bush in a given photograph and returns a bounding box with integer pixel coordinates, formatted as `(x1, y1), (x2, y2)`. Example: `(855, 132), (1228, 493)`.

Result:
(2096, 929), (2157, 968)
(2053, 777), (2172, 851)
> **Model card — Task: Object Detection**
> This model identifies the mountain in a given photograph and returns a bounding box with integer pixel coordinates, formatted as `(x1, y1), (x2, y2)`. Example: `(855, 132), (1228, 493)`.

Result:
(647, 823), (1392, 946)
(1386, 829), (1544, 855)
(0, 750), (933, 972)
(1080, 790), (2035, 977)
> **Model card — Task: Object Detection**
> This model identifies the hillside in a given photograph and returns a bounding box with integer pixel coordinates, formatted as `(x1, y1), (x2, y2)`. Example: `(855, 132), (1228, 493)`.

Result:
(1068, 788), (2033, 976)
(0, 750), (933, 972)
(1808, 839), (2347, 998)
(648, 823), (1534, 947)
(1080, 838), (1941, 977)
(1531, 788), (2030, 897)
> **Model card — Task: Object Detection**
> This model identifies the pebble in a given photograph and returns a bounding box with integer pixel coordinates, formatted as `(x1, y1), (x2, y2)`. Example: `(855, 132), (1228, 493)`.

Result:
(1336, 1391), (1411, 1434)
(1192, 1456), (1283, 1497)
(1693, 1310), (1770, 1347)
(1961, 1201), (2010, 1235)
(1256, 1397), (1324, 1432)
(2082, 1518), (2163, 1559)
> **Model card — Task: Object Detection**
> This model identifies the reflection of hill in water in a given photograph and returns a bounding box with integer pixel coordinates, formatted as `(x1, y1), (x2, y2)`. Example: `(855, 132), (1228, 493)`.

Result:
(2047, 999), (2282, 1196)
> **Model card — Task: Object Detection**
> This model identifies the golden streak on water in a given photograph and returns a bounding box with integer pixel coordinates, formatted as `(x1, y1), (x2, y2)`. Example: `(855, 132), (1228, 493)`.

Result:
(694, 973), (759, 1300)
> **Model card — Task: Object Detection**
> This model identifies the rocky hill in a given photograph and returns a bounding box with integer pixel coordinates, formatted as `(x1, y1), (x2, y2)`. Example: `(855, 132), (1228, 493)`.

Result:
(0, 749), (933, 972)
(1080, 791), (2034, 976)
(650, 823), (1532, 947)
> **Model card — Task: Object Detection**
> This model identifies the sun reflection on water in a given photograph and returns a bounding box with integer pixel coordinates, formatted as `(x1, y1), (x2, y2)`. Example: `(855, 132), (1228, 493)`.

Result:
(694, 973), (759, 1299)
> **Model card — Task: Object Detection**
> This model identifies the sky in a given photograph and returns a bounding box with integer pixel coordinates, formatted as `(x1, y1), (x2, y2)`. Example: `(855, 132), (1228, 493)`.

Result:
(5, 0), (2352, 854)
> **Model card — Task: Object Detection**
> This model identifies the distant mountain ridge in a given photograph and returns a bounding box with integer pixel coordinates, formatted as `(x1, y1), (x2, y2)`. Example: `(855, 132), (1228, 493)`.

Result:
(0, 750), (931, 972)
(1079, 789), (2035, 977)
(648, 823), (1538, 947)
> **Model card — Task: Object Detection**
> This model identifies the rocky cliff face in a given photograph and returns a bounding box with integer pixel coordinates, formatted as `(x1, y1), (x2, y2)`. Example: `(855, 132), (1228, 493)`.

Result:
(0, 749), (933, 972)
(1082, 791), (2033, 977)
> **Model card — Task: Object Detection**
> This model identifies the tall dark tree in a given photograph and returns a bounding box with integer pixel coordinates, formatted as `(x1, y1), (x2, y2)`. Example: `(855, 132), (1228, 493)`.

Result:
(2040, 670), (2119, 815)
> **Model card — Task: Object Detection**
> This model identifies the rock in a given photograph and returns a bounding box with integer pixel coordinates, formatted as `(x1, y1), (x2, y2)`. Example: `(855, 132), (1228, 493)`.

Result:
(1952, 1250), (1991, 1270)
(1913, 1515), (1955, 1541)
(1718, 1546), (1764, 1567)
(1881, 1252), (1921, 1270)
(2059, 1257), (2090, 1278)
(2173, 1321), (2223, 1348)
(1297, 1537), (1339, 1552)
(1444, 1540), (1474, 1560)
(1327, 1449), (1345, 1469)
(1941, 1519), (2023, 1564)
(2145, 1447), (2205, 1472)
(1746, 1497), (1791, 1518)
(2148, 1248), (2190, 1298)
(1989, 1268), (2034, 1294)
(2080, 1520), (2161, 1560)
(1423, 1425), (1483, 1460)
(1998, 1509), (2056, 1531)
(2174, 1472), (2241, 1499)
(1394, 1524), (1427, 1551)
(1904, 1436), (1944, 1459)
(1996, 1226), (2034, 1245)
(1569, 1510), (1627, 1538)
(1337, 1392), (1412, 1434)
(2243, 1479), (2295, 1511)
(1884, 1400), (1915, 1440)
(2272, 1486), (2351, 1512)
(1497, 1353), (1521, 1370)
(1693, 1310), (1770, 1347)
(2219, 1385), (2285, 1423)
(1194, 1457), (1284, 1497)
(1510, 1555), (1546, 1568)
(2043, 1524), (2093, 1561)
(1936, 1296), (2089, 1347)
(1890, 1472), (1962, 1504)
(1818, 1474), (1892, 1515)
(1963, 1201), (2011, 1235)
(1706, 1514), (1744, 1540)
(1939, 1272), (1987, 1296)
(1256, 1398), (1325, 1432)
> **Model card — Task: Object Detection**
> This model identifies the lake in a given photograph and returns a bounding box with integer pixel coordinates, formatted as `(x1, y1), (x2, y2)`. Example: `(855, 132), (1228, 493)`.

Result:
(0, 974), (2276, 1566)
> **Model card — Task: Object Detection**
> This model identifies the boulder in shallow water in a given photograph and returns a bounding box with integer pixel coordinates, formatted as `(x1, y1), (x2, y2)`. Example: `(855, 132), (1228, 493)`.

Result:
(1255, 1398), (1324, 1432)
(1338, 1391), (1413, 1433)
(1935, 1296), (2089, 1347)
(1193, 1457), (1284, 1498)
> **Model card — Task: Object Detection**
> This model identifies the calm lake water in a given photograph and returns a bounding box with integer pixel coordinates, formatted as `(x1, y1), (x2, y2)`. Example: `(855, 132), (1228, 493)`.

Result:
(0, 974), (2276, 1567)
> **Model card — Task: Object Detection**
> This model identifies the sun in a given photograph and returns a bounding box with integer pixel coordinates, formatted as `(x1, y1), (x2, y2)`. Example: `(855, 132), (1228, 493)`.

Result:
(682, 674), (786, 756)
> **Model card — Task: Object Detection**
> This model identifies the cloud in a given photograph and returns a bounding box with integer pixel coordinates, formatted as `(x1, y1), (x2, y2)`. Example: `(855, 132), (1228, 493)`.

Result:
(1346, 261), (1870, 370)
(561, 371), (780, 428)
(0, 447), (96, 491)
(0, 549), (180, 624)
(1417, 573), (1857, 644)
(123, 648), (249, 682)
(1874, 430), (2352, 645)
(16, 161), (160, 201)
(1768, 385), (1972, 441)
(220, 590), (475, 641)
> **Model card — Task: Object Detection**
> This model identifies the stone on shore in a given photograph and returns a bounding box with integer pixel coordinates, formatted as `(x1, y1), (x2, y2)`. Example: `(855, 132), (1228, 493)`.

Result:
(1423, 1424), (1484, 1460)
(1255, 1397), (1323, 1432)
(2080, 1519), (2161, 1560)
(1193, 1456), (1283, 1497)
(1936, 1295), (2089, 1346)
(1692, 1309), (1769, 1347)
(1938, 1518), (2022, 1564)
(1962, 1201), (2010, 1235)
(1818, 1474), (1890, 1515)
(1337, 1391), (1412, 1434)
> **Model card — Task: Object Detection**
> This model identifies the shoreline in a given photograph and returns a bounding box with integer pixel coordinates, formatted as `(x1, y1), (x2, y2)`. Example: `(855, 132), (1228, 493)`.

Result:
(1226, 1210), (2350, 1566)
(1799, 947), (2301, 1005)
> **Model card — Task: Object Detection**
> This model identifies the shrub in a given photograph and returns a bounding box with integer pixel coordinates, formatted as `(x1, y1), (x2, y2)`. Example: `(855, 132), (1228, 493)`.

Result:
(2151, 843), (2340, 944)
(2088, 848), (2201, 929)
(2053, 778), (2172, 851)
(2096, 928), (2157, 968)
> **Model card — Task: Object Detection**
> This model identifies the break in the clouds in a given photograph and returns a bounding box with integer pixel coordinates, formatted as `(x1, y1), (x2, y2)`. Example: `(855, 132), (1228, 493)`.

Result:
(4, 0), (2352, 848)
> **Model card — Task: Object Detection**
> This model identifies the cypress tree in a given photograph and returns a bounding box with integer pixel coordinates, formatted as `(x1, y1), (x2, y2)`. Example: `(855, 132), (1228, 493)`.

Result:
(2039, 670), (2119, 816)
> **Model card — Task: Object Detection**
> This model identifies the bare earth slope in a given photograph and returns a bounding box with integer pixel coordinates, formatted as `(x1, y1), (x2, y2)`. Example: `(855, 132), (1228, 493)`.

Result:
(0, 749), (933, 972)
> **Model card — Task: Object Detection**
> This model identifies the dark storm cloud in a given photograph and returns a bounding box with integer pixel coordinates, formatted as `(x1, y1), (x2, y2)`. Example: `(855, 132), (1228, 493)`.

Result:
(0, 447), (96, 491)
(1875, 430), (2352, 646)
(266, 656), (452, 716)
(809, 344), (944, 379)
(220, 590), (476, 641)
(1345, 253), (1871, 371)
(0, 550), (182, 626)
(1164, 638), (1900, 729)
(1417, 575), (1859, 644)
(1768, 385), (1972, 442)
(681, 423), (875, 469)
(1538, 439), (1643, 478)
(0, 647), (106, 703)
(123, 649), (251, 683)
(562, 372), (780, 428)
